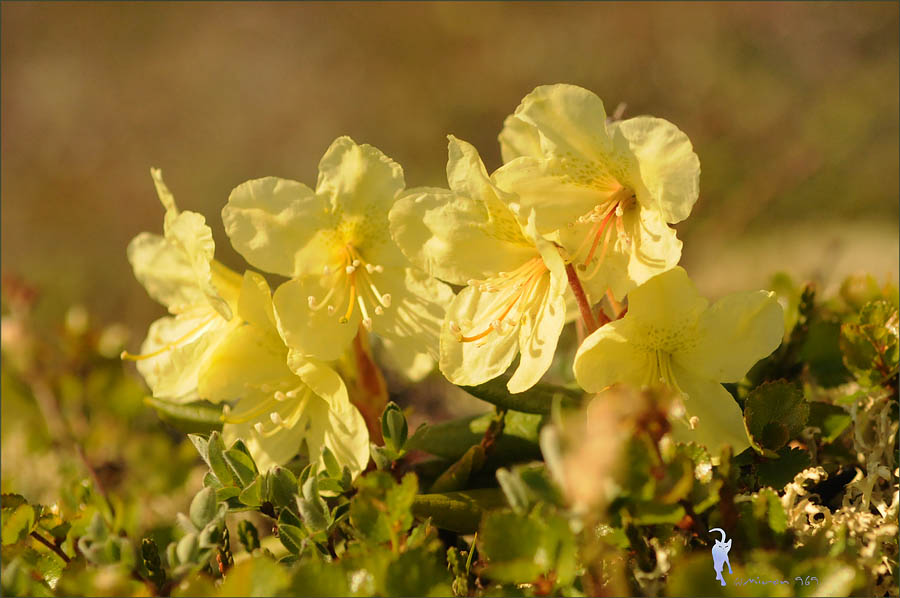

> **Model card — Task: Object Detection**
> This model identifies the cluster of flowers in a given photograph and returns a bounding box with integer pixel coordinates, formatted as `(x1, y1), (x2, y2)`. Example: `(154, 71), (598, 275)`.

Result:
(124, 84), (784, 475)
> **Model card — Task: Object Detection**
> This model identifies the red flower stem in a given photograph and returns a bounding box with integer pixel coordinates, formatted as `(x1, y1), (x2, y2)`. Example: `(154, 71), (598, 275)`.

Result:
(565, 263), (598, 335)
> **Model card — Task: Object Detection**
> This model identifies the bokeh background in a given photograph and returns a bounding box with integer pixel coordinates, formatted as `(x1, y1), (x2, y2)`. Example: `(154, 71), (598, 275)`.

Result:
(2, 1), (898, 334)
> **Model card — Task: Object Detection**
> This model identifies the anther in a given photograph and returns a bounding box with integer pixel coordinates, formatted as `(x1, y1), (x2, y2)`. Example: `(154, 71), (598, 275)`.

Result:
(374, 306), (383, 315)
(345, 265), (356, 274)
(254, 422), (265, 434)
(689, 416), (699, 430)
(323, 265), (331, 275)
(307, 296), (317, 308)
(270, 412), (284, 425)
(352, 259), (361, 267)
(274, 391), (287, 401)
(286, 389), (298, 398)
(381, 294), (392, 307)
(362, 317), (373, 331)
(327, 306), (335, 315)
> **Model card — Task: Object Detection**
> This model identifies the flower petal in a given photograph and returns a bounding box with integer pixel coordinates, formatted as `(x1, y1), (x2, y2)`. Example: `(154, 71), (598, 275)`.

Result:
(273, 277), (360, 362)
(675, 290), (784, 383)
(197, 323), (291, 404)
(508, 275), (566, 393)
(237, 271), (277, 333)
(498, 113), (543, 162)
(302, 393), (370, 477)
(612, 116), (700, 224)
(136, 309), (231, 402)
(625, 205), (682, 289)
(223, 394), (304, 472)
(511, 84), (613, 161)
(573, 320), (651, 392)
(372, 267), (453, 360)
(223, 176), (339, 278)
(439, 285), (520, 386)
(626, 267), (708, 334)
(377, 336), (436, 382)
(315, 137), (406, 267)
(286, 350), (350, 411)
(493, 156), (616, 234)
(390, 187), (535, 285)
(669, 363), (751, 456)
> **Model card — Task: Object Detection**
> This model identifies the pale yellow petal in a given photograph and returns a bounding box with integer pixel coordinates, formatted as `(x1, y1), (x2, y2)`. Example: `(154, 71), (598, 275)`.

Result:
(302, 394), (370, 477)
(439, 285), (520, 386)
(237, 271), (277, 333)
(573, 320), (651, 392)
(197, 324), (291, 403)
(611, 116), (700, 224)
(150, 168), (178, 225)
(273, 277), (360, 362)
(286, 350), (350, 411)
(222, 176), (339, 278)
(389, 188), (535, 285)
(136, 310), (231, 402)
(626, 267), (708, 334)
(371, 267), (453, 361)
(669, 363), (751, 456)
(675, 290), (784, 383)
(508, 275), (566, 393)
(492, 156), (615, 235)
(223, 394), (304, 472)
(498, 113), (543, 163)
(127, 232), (206, 313)
(511, 84), (613, 161)
(377, 336), (436, 382)
(625, 205), (682, 287)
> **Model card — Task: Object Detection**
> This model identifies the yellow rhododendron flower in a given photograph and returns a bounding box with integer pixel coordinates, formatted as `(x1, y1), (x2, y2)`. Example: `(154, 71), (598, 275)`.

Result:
(123, 169), (242, 402)
(494, 84), (698, 301)
(201, 271), (369, 474)
(573, 267), (784, 454)
(389, 136), (567, 393)
(222, 137), (453, 376)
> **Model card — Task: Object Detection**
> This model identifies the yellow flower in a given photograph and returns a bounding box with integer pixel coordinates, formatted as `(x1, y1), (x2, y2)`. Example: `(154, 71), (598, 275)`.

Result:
(573, 267), (784, 454)
(200, 271), (369, 474)
(123, 169), (242, 402)
(389, 136), (567, 393)
(494, 84), (698, 301)
(222, 137), (453, 376)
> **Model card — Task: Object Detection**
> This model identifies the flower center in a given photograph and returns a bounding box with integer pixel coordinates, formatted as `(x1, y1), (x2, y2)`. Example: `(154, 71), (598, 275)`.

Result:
(449, 257), (548, 345)
(571, 186), (636, 280)
(306, 244), (391, 331)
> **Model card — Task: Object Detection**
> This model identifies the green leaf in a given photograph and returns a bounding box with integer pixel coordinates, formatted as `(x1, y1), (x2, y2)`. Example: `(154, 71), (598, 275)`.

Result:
(384, 545), (453, 596)
(459, 375), (580, 415)
(350, 472), (417, 545)
(757, 446), (812, 489)
(236, 520), (260, 553)
(479, 508), (576, 587)
(238, 477), (263, 508)
(840, 299), (899, 387)
(429, 444), (485, 493)
(188, 487), (217, 529)
(206, 431), (234, 487)
(807, 402), (852, 443)
(631, 501), (686, 525)
(144, 396), (223, 431)
(2, 503), (38, 546)
(216, 556), (290, 597)
(276, 522), (305, 556)
(412, 488), (507, 534)
(320, 446), (342, 480)
(407, 410), (544, 466)
(799, 318), (852, 387)
(267, 466), (298, 508)
(224, 444), (258, 488)
(744, 381), (809, 455)
(381, 402), (409, 454)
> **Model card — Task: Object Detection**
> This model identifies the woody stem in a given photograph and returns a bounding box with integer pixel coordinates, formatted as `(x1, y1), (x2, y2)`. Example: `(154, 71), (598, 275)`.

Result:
(565, 263), (597, 335)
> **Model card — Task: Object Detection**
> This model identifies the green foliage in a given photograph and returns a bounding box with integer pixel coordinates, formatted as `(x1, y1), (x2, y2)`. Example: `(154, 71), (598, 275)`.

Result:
(2, 272), (898, 596)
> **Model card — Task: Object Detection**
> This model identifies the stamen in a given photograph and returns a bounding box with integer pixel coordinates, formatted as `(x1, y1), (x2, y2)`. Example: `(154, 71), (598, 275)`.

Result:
(339, 279), (357, 324)
(254, 422), (265, 434)
(345, 265), (356, 274)
(270, 412), (284, 425)
(307, 287), (336, 311)
(362, 317), (373, 331)
(323, 265), (331, 275)
(121, 315), (216, 361)
(689, 416), (699, 430)
(381, 294), (391, 307)
(374, 306), (383, 315)
(274, 391), (287, 401)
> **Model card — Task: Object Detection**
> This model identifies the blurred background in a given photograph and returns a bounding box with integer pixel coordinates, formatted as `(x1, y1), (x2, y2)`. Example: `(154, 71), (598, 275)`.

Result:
(2, 1), (898, 332)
